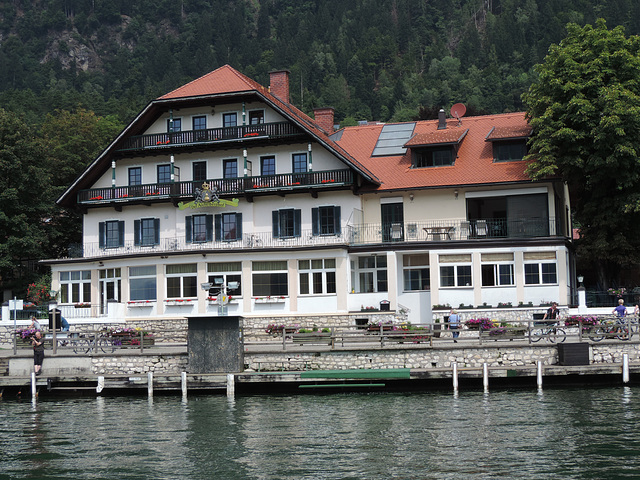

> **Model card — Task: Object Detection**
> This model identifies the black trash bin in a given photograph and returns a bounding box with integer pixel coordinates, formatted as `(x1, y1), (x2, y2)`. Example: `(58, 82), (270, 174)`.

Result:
(380, 300), (390, 311)
(49, 308), (61, 330)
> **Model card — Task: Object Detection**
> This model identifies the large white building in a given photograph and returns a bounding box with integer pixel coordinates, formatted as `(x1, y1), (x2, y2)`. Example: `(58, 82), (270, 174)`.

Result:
(45, 65), (575, 324)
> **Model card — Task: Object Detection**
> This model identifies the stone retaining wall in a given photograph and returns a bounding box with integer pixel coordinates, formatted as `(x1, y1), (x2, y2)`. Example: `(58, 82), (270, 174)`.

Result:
(91, 353), (188, 375)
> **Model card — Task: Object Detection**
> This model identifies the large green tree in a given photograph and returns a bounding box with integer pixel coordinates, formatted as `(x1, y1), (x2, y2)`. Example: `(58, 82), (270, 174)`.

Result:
(522, 19), (640, 289)
(0, 109), (52, 294)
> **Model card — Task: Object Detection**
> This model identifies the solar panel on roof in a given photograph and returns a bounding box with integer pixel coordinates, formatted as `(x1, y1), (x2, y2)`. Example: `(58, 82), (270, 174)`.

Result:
(372, 123), (415, 156)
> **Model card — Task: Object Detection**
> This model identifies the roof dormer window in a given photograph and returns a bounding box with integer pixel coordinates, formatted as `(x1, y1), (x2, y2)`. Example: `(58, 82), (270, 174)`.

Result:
(412, 147), (455, 168)
(493, 140), (527, 162)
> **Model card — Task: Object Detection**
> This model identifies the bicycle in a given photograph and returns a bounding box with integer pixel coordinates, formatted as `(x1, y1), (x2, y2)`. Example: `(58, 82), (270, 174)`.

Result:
(530, 322), (566, 343)
(71, 332), (117, 354)
(588, 318), (630, 342)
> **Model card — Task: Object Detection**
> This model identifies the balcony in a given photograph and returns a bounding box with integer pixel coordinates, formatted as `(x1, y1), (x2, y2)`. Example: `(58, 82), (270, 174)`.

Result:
(349, 218), (564, 245)
(67, 229), (350, 259)
(115, 121), (304, 153)
(77, 169), (353, 204)
(64, 218), (565, 260)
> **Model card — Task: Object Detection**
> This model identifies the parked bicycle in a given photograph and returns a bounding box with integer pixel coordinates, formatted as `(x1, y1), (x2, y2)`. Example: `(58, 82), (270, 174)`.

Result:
(70, 332), (117, 354)
(530, 322), (566, 343)
(587, 319), (631, 342)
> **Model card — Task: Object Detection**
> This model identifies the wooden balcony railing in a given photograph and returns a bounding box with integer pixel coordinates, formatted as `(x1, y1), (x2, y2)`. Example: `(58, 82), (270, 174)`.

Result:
(77, 169), (353, 204)
(116, 121), (304, 152)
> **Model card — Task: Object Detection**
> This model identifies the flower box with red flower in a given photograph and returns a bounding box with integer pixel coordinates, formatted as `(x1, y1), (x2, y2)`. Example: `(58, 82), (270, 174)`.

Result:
(164, 298), (195, 306)
(127, 300), (156, 307)
(255, 296), (286, 304)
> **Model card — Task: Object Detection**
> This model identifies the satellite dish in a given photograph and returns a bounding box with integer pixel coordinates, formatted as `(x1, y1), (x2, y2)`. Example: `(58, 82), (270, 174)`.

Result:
(451, 103), (466, 121)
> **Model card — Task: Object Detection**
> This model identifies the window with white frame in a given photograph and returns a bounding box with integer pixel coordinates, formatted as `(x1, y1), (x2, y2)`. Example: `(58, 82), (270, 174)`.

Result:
(207, 262), (242, 297)
(481, 252), (515, 286)
(252, 261), (288, 297)
(439, 254), (472, 287)
(299, 259), (336, 295)
(166, 264), (198, 298)
(129, 266), (157, 301)
(59, 271), (91, 304)
(134, 218), (160, 246)
(403, 254), (430, 291)
(352, 255), (387, 293)
(524, 252), (557, 285)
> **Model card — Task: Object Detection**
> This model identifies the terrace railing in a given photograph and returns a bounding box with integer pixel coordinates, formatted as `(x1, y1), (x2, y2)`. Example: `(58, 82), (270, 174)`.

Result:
(116, 121), (304, 152)
(348, 218), (562, 244)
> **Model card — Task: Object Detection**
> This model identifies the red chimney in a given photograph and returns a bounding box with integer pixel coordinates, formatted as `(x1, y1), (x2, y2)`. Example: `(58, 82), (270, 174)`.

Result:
(269, 70), (290, 103)
(314, 107), (335, 133)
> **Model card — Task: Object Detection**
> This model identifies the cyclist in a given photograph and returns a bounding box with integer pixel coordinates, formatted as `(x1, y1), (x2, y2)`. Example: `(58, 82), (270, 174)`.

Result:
(542, 302), (560, 323)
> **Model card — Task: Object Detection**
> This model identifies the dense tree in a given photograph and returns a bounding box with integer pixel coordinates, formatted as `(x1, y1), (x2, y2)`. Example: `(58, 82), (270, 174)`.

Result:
(522, 19), (640, 289)
(0, 110), (52, 295)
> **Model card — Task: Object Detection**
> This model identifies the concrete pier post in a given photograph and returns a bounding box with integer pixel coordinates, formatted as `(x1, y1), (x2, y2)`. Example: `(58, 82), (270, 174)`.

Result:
(31, 372), (37, 399)
(623, 354), (630, 383)
(483, 363), (489, 391)
(148, 372), (153, 397)
(452, 362), (458, 391)
(537, 361), (543, 388)
(227, 374), (235, 396)
(97, 376), (104, 393)
(181, 372), (188, 397)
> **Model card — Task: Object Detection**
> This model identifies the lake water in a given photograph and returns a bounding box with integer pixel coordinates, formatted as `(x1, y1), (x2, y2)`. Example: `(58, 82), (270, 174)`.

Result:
(1, 387), (640, 479)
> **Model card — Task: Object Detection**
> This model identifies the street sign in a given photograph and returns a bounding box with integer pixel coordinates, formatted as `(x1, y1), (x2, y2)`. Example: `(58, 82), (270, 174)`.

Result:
(9, 299), (23, 310)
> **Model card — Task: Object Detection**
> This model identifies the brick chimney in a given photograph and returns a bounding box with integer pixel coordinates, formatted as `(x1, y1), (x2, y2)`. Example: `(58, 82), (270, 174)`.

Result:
(269, 70), (290, 103)
(314, 107), (335, 134)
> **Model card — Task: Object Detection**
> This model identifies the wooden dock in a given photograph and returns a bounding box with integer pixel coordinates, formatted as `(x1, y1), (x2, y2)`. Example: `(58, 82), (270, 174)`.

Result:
(1, 362), (638, 398)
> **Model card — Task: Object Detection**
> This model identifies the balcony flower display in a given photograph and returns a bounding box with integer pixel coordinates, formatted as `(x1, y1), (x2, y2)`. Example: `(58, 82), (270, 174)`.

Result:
(265, 324), (298, 335)
(164, 298), (194, 305)
(107, 327), (154, 346)
(127, 300), (155, 306)
(465, 318), (496, 330)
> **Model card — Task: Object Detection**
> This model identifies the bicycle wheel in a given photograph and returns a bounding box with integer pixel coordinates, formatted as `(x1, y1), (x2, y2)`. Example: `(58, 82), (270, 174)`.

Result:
(530, 328), (544, 343)
(97, 337), (116, 353)
(72, 338), (91, 354)
(548, 328), (566, 344)
(615, 327), (630, 341)
(588, 326), (605, 342)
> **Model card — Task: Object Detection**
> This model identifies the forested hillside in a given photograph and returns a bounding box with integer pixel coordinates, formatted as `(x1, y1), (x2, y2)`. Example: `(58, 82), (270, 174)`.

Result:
(1, 0), (639, 125)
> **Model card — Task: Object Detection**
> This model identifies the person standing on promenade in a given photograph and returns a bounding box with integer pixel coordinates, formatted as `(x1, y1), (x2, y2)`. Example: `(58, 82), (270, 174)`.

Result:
(448, 309), (460, 343)
(31, 331), (45, 375)
(613, 298), (627, 318)
(29, 316), (40, 331)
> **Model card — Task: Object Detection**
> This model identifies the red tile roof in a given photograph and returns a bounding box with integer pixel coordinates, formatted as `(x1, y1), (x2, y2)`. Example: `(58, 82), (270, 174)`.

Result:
(405, 129), (468, 147)
(159, 65), (379, 183)
(159, 65), (266, 99)
(335, 113), (535, 191)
